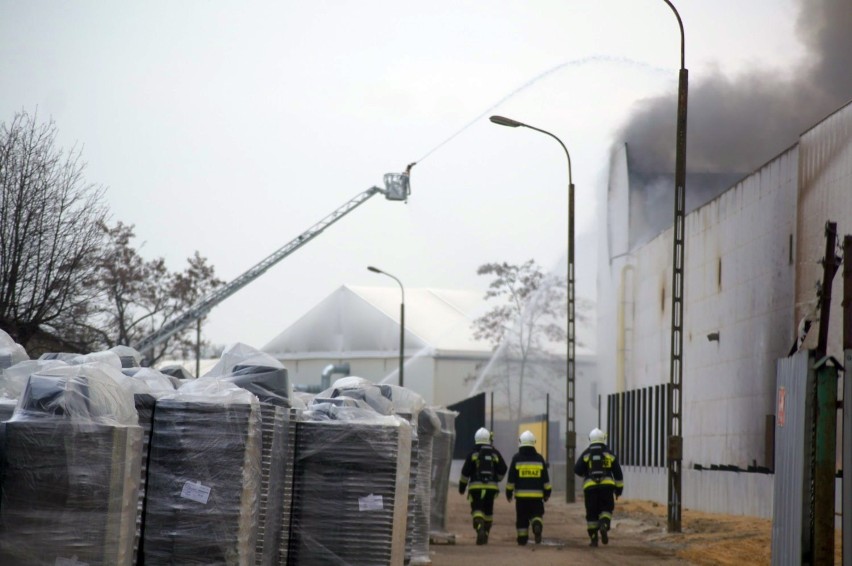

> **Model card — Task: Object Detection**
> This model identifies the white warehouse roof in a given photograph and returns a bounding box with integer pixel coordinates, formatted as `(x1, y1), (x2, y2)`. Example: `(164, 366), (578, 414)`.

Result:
(262, 285), (493, 359)
(262, 284), (597, 360)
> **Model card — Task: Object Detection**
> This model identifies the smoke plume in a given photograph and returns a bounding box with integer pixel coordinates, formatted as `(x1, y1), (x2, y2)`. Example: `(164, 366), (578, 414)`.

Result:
(619, 0), (852, 175)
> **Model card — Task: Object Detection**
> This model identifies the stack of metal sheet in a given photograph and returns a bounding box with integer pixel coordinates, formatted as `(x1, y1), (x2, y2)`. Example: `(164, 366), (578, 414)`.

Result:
(255, 403), (288, 566)
(0, 371), (142, 565)
(132, 393), (156, 565)
(142, 398), (261, 565)
(277, 406), (301, 566)
(410, 407), (441, 565)
(202, 358), (292, 566)
(286, 407), (411, 566)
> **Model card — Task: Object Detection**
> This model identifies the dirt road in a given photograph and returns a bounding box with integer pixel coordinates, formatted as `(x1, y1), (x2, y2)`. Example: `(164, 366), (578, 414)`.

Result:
(430, 490), (691, 565)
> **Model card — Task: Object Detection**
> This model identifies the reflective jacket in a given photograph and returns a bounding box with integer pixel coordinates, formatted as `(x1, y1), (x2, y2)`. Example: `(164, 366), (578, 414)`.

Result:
(506, 446), (552, 500)
(574, 441), (624, 491)
(459, 443), (507, 493)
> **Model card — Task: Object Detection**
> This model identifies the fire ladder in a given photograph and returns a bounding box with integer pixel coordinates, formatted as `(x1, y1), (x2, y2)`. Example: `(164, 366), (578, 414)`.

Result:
(134, 170), (411, 358)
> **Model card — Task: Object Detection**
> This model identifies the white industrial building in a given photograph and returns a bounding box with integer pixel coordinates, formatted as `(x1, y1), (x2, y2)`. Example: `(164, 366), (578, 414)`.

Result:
(598, 100), (852, 516)
(260, 284), (600, 449)
(261, 285), (494, 406)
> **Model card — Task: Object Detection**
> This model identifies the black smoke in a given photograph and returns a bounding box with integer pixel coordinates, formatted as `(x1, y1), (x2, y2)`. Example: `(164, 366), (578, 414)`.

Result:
(619, 0), (852, 175)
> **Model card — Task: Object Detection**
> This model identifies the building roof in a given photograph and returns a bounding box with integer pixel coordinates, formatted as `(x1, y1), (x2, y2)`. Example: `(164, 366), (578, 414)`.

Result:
(262, 285), (494, 359)
(262, 284), (596, 359)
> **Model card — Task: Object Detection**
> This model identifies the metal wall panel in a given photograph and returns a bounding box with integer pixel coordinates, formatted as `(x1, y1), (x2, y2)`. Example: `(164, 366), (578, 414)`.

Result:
(771, 350), (813, 565)
(795, 101), (852, 356)
(844, 350), (851, 566)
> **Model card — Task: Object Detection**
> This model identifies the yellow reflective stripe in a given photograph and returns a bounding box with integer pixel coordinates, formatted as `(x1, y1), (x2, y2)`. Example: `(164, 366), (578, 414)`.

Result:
(506, 483), (515, 491)
(467, 482), (499, 491)
(515, 489), (544, 498)
(584, 478), (616, 489)
(543, 483), (552, 490)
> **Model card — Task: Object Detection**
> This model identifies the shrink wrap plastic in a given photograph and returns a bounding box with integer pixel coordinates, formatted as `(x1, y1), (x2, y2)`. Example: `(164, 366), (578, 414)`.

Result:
(0, 329), (28, 370)
(0, 359), (68, 417)
(119, 367), (177, 565)
(203, 342), (292, 408)
(200, 344), (291, 566)
(287, 401), (411, 565)
(0, 364), (143, 565)
(110, 345), (144, 369)
(384, 385), (441, 565)
(39, 350), (124, 370)
(321, 376), (394, 415)
(429, 409), (458, 536)
(142, 379), (261, 565)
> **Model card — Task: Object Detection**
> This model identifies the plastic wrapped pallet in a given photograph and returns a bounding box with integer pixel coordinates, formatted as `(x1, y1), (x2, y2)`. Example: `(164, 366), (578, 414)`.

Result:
(120, 367), (177, 566)
(383, 385), (441, 565)
(0, 330), (28, 369)
(0, 364), (143, 566)
(278, 398), (307, 566)
(202, 344), (292, 566)
(110, 345), (144, 369)
(287, 402), (411, 566)
(142, 379), (261, 565)
(429, 409), (458, 537)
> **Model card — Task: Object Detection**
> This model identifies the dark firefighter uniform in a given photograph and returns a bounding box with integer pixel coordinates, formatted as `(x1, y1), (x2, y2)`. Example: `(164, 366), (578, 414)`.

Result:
(458, 439), (508, 545)
(574, 437), (624, 546)
(505, 444), (551, 545)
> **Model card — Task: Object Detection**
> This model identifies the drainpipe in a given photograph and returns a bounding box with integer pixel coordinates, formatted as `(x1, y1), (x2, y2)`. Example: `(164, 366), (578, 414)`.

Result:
(321, 362), (351, 390)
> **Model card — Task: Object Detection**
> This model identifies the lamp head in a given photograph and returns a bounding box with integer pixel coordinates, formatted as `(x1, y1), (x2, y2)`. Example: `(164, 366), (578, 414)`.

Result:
(367, 266), (382, 274)
(489, 115), (524, 128)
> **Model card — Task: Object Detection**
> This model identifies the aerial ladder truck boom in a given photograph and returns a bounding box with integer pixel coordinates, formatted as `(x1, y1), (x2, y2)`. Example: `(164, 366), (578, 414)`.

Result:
(134, 168), (412, 358)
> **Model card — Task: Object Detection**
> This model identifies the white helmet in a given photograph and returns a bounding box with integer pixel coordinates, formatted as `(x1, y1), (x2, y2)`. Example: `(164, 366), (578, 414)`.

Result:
(589, 428), (607, 443)
(519, 430), (536, 447)
(474, 427), (491, 445)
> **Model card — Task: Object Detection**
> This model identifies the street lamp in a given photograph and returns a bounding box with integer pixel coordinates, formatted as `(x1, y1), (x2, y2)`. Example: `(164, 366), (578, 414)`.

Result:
(661, 0), (688, 534)
(367, 266), (405, 388)
(489, 115), (577, 503)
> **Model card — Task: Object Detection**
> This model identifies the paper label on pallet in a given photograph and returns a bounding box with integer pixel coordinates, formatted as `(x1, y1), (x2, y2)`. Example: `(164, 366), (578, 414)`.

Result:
(55, 557), (89, 566)
(181, 480), (212, 504)
(358, 493), (384, 511)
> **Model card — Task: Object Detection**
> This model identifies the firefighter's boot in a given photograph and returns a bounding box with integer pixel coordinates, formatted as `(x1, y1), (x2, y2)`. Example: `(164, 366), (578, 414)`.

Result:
(599, 519), (609, 545)
(532, 521), (543, 544)
(474, 518), (487, 546)
(588, 529), (598, 547)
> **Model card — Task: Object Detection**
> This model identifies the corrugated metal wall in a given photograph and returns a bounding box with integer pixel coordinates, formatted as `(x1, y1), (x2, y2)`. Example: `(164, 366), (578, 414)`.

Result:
(795, 101), (852, 356)
(771, 350), (813, 565)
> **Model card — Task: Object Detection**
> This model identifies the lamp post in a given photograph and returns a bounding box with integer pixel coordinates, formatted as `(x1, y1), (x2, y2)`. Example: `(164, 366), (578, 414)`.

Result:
(661, 0), (688, 534)
(367, 266), (405, 388)
(489, 115), (576, 503)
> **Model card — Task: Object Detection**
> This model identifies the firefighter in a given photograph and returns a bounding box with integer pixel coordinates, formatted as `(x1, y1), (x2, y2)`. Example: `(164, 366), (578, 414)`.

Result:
(574, 428), (624, 547)
(458, 427), (508, 545)
(505, 430), (551, 545)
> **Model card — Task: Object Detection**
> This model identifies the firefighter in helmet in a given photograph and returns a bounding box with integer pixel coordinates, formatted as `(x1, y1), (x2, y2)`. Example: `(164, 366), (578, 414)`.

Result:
(505, 430), (552, 545)
(574, 428), (624, 547)
(458, 427), (508, 545)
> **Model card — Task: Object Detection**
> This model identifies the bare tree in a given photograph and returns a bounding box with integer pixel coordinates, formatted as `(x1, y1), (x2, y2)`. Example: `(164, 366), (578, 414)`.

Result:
(83, 221), (223, 365)
(472, 260), (566, 419)
(0, 111), (107, 351)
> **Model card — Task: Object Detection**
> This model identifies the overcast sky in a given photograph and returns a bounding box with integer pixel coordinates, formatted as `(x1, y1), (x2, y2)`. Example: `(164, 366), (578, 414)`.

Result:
(0, 1), (804, 350)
